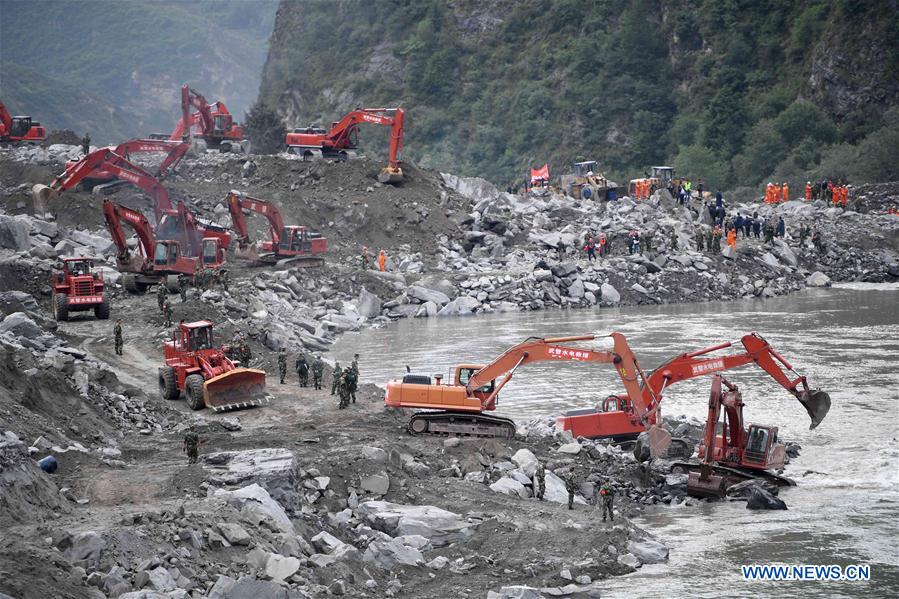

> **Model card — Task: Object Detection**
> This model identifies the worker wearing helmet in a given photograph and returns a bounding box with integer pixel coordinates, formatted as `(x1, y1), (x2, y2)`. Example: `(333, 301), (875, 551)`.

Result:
(805, 181), (812, 201)
(599, 479), (615, 522)
(182, 424), (201, 465)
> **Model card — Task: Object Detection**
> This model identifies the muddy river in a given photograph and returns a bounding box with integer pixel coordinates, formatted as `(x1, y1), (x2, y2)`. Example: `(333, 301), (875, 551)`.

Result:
(333, 283), (899, 597)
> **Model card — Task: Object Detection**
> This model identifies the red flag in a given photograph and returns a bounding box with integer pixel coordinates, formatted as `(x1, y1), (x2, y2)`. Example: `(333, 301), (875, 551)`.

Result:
(530, 163), (549, 183)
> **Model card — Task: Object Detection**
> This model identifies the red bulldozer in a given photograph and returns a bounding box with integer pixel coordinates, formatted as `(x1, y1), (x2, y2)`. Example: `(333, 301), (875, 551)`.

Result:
(0, 101), (46, 143)
(226, 190), (327, 266)
(158, 320), (267, 411)
(285, 107), (404, 183)
(51, 257), (110, 321)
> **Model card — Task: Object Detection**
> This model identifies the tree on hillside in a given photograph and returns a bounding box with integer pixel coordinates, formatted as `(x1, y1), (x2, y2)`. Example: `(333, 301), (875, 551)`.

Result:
(244, 102), (285, 155)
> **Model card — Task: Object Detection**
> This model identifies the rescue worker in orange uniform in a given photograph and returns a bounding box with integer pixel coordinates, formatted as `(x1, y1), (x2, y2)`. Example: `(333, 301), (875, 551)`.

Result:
(726, 227), (737, 250)
(377, 248), (387, 272)
(782, 183), (789, 203)
(805, 182), (812, 201)
(765, 182), (774, 204)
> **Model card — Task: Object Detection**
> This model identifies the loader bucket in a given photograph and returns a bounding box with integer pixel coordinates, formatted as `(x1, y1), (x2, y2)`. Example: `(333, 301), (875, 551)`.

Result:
(203, 368), (268, 412)
(31, 184), (57, 215)
(800, 389), (831, 430)
(378, 166), (403, 185)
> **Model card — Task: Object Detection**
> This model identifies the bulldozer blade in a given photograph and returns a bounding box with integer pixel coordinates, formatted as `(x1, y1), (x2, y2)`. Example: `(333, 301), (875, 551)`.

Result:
(203, 368), (268, 411)
(31, 184), (56, 215)
(800, 389), (831, 430)
(687, 470), (727, 498)
(378, 167), (403, 185)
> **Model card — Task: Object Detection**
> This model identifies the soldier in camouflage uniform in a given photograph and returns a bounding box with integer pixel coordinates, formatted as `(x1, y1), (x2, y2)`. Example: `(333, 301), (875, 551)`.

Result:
(599, 479), (615, 522)
(565, 471), (578, 510)
(696, 227), (705, 252)
(182, 424), (201, 465)
(178, 274), (189, 302)
(295, 353), (309, 387)
(535, 463), (546, 500)
(337, 370), (351, 408)
(346, 354), (359, 403)
(163, 301), (173, 327)
(217, 268), (229, 292)
(278, 348), (287, 384)
(330, 362), (342, 396)
(157, 283), (167, 312)
(311, 355), (324, 390)
(113, 319), (124, 356)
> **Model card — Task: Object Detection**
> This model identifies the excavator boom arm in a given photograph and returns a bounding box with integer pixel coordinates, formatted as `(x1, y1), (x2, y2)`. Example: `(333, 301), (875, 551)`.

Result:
(468, 333), (652, 415)
(225, 191), (286, 247)
(102, 200), (154, 264)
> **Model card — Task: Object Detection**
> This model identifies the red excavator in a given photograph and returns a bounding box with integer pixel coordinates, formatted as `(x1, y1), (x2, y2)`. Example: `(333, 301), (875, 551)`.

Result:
(63, 138), (190, 186)
(0, 101), (46, 143)
(285, 107), (404, 183)
(679, 374), (801, 497)
(32, 148), (231, 253)
(385, 333), (656, 438)
(156, 85), (245, 153)
(103, 199), (226, 293)
(557, 333), (830, 441)
(159, 320), (267, 411)
(225, 190), (327, 266)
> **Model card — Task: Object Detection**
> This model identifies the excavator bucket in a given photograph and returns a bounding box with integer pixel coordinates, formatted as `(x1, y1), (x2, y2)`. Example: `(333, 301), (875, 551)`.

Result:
(378, 166), (403, 185)
(31, 184), (57, 215)
(203, 368), (268, 412)
(646, 425), (673, 459)
(687, 469), (727, 498)
(799, 389), (831, 430)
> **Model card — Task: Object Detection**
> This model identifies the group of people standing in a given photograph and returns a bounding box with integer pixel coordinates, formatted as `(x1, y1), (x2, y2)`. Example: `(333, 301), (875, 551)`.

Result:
(768, 180), (851, 207)
(360, 246), (388, 272)
(276, 349), (360, 409)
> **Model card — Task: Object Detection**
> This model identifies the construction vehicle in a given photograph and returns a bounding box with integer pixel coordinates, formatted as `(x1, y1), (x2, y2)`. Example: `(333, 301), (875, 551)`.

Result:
(560, 161), (619, 200)
(385, 333), (658, 438)
(629, 166), (680, 198)
(32, 148), (231, 253)
(226, 190), (327, 266)
(51, 257), (110, 321)
(285, 107), (404, 183)
(103, 199), (226, 293)
(0, 101), (46, 143)
(558, 333), (830, 442)
(153, 85), (246, 153)
(159, 320), (267, 411)
(678, 374), (806, 497)
(63, 138), (190, 186)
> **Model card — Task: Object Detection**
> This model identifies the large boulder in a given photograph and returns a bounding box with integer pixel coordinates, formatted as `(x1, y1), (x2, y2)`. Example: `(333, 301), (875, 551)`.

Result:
(207, 574), (291, 599)
(357, 288), (382, 319)
(746, 486), (788, 510)
(213, 483), (293, 533)
(627, 539), (669, 564)
(0, 312), (43, 340)
(62, 531), (106, 565)
(0, 215), (29, 251)
(489, 477), (529, 499)
(204, 449), (300, 510)
(407, 285), (451, 306)
(437, 296), (480, 316)
(806, 271), (831, 287)
(771, 239), (798, 266)
(543, 471), (586, 505)
(264, 554), (300, 581)
(511, 448), (538, 477)
(0, 292), (40, 316)
(600, 283), (620, 304)
(356, 501), (478, 547)
(363, 538), (425, 569)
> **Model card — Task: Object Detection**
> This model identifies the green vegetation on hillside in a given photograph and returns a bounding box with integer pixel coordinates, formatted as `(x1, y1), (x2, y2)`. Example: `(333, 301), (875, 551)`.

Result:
(259, 0), (898, 189)
(1, 0), (277, 142)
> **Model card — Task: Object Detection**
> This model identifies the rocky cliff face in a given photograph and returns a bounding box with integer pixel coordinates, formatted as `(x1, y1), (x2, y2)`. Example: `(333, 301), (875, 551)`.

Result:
(257, 0), (898, 186)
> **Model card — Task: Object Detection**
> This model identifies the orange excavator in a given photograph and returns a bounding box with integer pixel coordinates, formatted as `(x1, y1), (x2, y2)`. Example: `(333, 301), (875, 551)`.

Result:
(0, 101), (46, 143)
(32, 148), (231, 253)
(285, 107), (404, 183)
(225, 190), (327, 266)
(678, 374), (809, 497)
(62, 138), (190, 186)
(103, 199), (226, 293)
(558, 333), (830, 441)
(385, 333), (655, 438)
(155, 84), (246, 153)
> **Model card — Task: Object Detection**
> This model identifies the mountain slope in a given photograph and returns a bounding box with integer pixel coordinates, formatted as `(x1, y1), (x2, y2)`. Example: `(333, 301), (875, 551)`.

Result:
(1, 0), (278, 143)
(257, 0), (898, 188)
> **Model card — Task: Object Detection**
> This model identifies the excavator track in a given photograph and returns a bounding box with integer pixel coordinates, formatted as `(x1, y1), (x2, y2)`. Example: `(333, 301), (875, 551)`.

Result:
(408, 412), (516, 439)
(671, 462), (796, 487)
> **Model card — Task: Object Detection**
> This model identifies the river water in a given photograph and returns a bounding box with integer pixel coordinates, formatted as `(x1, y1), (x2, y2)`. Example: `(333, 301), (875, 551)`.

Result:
(333, 284), (899, 597)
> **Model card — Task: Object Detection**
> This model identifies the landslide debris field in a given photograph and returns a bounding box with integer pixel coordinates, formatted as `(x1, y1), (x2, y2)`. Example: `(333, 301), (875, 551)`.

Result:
(0, 145), (897, 599)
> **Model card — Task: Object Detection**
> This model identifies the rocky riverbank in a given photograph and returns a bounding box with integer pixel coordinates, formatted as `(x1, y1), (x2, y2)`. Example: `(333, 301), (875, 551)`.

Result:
(0, 145), (894, 598)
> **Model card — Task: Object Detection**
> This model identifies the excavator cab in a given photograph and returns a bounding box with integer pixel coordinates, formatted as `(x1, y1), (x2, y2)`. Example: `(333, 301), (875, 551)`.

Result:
(456, 366), (495, 394)
(154, 240), (182, 266)
(201, 238), (224, 267)
(9, 116), (33, 138)
(743, 424), (779, 467)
